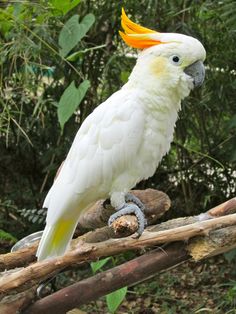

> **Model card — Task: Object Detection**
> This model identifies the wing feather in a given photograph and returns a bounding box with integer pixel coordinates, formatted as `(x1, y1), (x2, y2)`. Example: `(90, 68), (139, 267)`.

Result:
(45, 90), (145, 224)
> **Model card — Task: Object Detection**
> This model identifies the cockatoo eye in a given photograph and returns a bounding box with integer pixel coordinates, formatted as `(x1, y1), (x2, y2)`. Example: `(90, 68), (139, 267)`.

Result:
(170, 55), (182, 65)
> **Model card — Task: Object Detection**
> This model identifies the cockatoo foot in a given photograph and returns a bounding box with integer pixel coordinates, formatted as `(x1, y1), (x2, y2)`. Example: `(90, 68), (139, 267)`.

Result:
(125, 193), (145, 212)
(108, 194), (147, 236)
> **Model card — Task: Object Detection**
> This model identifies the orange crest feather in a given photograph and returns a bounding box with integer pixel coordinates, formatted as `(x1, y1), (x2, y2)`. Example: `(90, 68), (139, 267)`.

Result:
(120, 8), (161, 49)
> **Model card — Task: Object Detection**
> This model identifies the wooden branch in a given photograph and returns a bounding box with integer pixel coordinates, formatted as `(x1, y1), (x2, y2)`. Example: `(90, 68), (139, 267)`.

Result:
(0, 244), (38, 271)
(23, 220), (236, 314)
(23, 243), (189, 314)
(0, 189), (170, 272)
(5, 191), (233, 273)
(1, 211), (236, 300)
(188, 225), (236, 260)
(0, 287), (37, 314)
(1, 195), (232, 273)
(207, 197), (236, 216)
(1, 194), (236, 314)
(75, 188), (171, 235)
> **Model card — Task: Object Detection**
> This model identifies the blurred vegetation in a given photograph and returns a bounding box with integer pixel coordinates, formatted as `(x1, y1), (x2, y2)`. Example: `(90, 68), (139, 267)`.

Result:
(1, 0), (235, 239)
(0, 0), (236, 312)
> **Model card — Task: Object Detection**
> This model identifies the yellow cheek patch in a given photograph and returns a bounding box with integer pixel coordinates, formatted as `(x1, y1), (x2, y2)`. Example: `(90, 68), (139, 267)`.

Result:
(150, 57), (168, 76)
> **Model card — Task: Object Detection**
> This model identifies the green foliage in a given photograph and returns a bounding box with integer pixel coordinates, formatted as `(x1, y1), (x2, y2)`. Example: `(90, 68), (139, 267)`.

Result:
(20, 208), (46, 225)
(0, 0), (100, 239)
(106, 287), (127, 313)
(220, 0), (236, 30)
(50, 0), (82, 16)
(120, 70), (130, 83)
(57, 80), (90, 130)
(0, 0), (234, 230)
(0, 229), (17, 243)
(59, 13), (95, 57)
(90, 257), (127, 312)
(216, 280), (236, 311)
(90, 257), (112, 274)
(225, 284), (236, 308)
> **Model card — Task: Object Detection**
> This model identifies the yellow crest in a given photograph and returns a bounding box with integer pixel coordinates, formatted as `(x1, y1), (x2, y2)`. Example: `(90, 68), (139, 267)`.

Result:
(119, 8), (161, 49)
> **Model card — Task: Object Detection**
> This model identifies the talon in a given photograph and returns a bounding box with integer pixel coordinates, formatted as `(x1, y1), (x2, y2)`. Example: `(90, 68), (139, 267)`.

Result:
(125, 193), (145, 212)
(108, 203), (146, 236)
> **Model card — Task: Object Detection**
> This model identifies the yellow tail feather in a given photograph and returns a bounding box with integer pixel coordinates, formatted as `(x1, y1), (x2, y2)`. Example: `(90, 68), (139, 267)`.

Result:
(36, 219), (77, 261)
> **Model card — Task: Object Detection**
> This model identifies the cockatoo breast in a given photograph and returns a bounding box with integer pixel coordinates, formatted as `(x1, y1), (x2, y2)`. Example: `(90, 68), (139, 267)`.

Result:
(122, 87), (180, 186)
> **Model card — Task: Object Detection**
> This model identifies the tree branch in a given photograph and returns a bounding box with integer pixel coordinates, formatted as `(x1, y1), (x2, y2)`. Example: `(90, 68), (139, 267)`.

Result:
(0, 194), (236, 314)
(0, 189), (171, 271)
(23, 242), (189, 314)
(1, 211), (236, 300)
(23, 224), (236, 314)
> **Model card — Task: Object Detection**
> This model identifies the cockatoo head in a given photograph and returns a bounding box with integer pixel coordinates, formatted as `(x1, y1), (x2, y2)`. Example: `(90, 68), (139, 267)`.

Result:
(120, 9), (206, 98)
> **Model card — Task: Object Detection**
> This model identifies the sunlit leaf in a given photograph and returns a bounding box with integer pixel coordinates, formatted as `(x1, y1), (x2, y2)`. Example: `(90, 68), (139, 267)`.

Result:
(0, 229), (17, 243)
(90, 257), (112, 274)
(50, 0), (81, 15)
(106, 287), (127, 313)
(120, 71), (130, 83)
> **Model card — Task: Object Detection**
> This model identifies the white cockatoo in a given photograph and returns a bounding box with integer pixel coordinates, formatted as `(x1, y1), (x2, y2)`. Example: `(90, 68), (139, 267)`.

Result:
(37, 9), (206, 261)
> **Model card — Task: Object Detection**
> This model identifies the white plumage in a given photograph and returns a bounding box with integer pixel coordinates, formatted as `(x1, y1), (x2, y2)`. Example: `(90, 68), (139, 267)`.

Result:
(37, 10), (206, 261)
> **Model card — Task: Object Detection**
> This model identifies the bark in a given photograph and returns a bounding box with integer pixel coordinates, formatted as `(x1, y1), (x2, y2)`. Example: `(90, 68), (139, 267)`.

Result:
(0, 194), (236, 313)
(0, 244), (37, 271)
(188, 225), (236, 260)
(23, 243), (188, 314)
(0, 287), (37, 314)
(23, 223), (236, 314)
(1, 212), (236, 300)
(0, 189), (170, 272)
(207, 197), (236, 216)
(75, 188), (171, 235)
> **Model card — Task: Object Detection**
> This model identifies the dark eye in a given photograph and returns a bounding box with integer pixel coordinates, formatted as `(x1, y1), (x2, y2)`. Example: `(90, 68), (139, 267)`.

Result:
(170, 55), (182, 65)
(172, 56), (180, 63)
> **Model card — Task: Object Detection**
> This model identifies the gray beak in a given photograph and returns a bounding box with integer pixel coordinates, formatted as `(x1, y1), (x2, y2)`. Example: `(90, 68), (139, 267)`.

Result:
(184, 60), (205, 88)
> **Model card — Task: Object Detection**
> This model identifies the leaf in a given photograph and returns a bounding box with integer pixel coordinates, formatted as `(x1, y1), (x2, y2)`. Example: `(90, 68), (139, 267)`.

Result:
(59, 15), (80, 57)
(0, 8), (14, 35)
(59, 14), (95, 57)
(106, 287), (127, 314)
(0, 229), (17, 243)
(57, 80), (90, 130)
(49, 0), (81, 15)
(120, 71), (130, 83)
(90, 257), (111, 274)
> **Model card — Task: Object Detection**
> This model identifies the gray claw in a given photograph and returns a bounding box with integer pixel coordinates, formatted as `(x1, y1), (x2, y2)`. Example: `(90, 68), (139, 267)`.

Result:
(108, 203), (146, 236)
(125, 193), (145, 212)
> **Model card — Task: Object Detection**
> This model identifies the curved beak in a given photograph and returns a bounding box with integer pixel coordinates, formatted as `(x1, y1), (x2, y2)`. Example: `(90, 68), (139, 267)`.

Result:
(184, 60), (205, 88)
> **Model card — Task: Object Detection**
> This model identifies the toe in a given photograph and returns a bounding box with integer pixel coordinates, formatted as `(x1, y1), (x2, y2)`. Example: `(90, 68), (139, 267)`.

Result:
(125, 193), (145, 212)
(108, 204), (146, 236)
